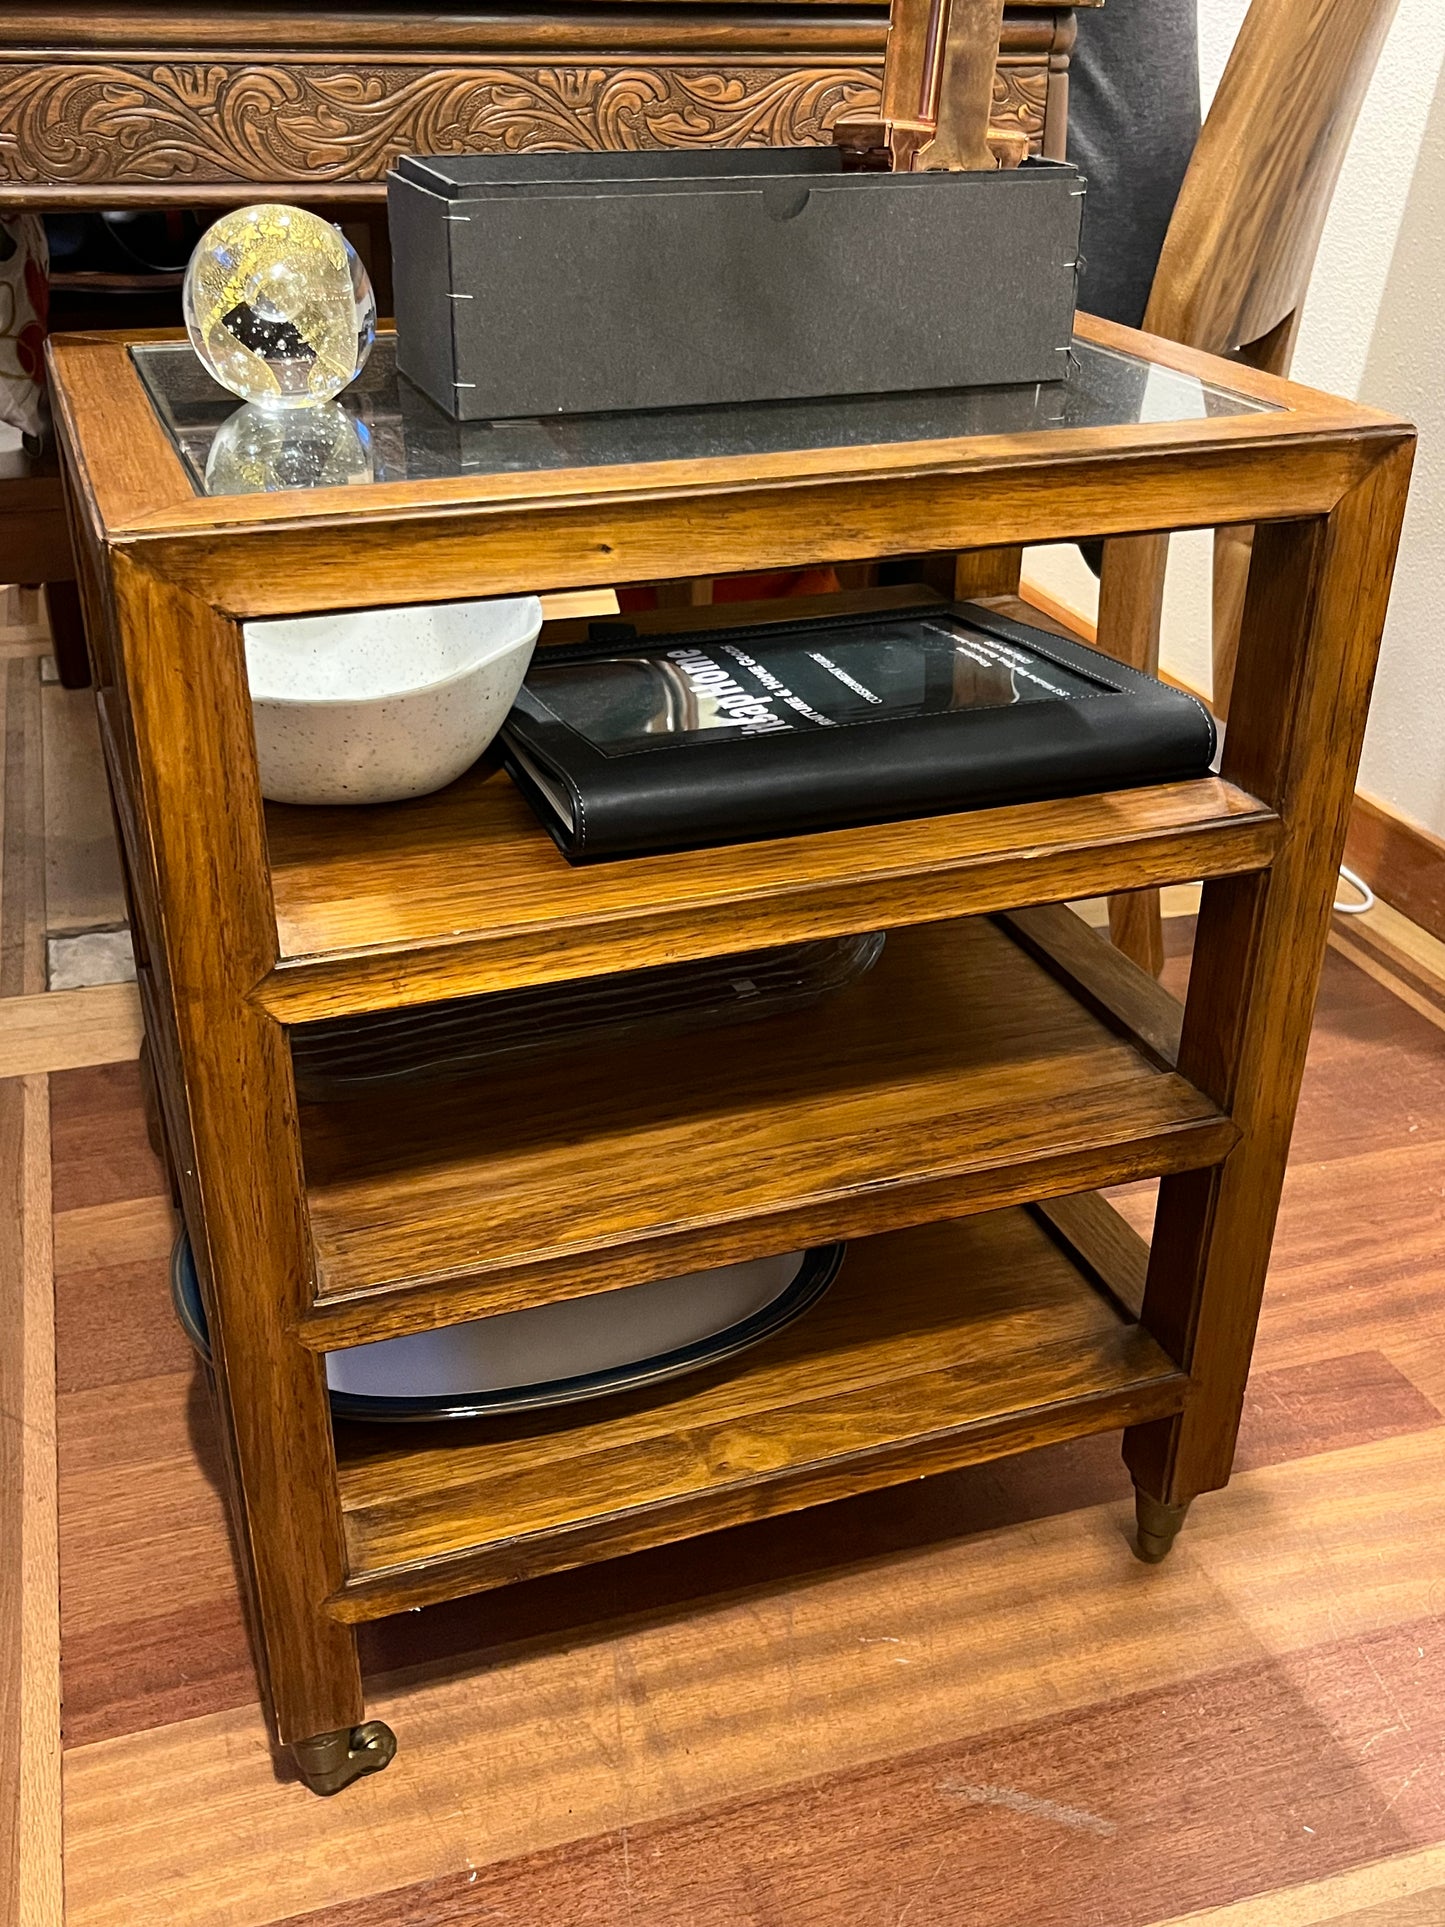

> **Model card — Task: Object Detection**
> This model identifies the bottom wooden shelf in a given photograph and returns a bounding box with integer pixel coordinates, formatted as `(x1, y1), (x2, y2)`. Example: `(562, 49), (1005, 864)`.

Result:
(329, 1205), (1186, 1620)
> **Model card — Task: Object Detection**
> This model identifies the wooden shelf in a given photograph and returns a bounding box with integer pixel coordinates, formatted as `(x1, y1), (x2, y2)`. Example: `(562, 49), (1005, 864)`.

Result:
(261, 770), (1279, 1023)
(297, 915), (1235, 1348)
(328, 1207), (1189, 1620)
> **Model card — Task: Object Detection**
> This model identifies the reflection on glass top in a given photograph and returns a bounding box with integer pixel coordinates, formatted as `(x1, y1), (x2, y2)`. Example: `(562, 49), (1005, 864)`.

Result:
(131, 333), (1274, 499)
(531, 613), (1112, 760)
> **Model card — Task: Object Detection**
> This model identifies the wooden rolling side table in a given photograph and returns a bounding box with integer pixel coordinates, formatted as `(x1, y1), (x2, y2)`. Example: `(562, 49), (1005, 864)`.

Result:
(46, 314), (1412, 1794)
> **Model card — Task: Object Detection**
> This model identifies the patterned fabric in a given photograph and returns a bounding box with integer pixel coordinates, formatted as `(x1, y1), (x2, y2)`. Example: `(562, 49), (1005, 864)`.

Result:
(0, 213), (49, 440)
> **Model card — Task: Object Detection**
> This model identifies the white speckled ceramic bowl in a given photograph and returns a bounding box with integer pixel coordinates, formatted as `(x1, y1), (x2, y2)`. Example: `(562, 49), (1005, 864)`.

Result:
(243, 594), (543, 804)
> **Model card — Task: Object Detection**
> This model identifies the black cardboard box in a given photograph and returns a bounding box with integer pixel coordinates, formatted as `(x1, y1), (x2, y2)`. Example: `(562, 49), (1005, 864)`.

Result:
(387, 149), (1084, 421)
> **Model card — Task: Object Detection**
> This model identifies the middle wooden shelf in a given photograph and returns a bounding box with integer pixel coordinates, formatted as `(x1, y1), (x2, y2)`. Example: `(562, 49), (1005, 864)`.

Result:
(296, 914), (1232, 1349)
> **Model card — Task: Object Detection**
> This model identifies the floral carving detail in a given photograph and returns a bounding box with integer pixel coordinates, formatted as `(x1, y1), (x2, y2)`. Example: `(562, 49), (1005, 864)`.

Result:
(0, 61), (885, 185)
(990, 64), (1049, 143)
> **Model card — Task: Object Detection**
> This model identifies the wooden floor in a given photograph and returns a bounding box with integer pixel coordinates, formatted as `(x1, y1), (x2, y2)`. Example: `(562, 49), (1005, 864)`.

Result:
(7, 599), (1445, 1924)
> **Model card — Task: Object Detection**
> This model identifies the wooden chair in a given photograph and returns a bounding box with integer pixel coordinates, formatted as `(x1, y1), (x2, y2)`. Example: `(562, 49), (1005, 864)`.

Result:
(1096, 0), (1399, 974)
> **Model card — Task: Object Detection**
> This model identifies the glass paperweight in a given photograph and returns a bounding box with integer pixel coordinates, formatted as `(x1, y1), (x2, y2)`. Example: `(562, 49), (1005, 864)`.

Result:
(183, 204), (376, 409)
(204, 402), (374, 494)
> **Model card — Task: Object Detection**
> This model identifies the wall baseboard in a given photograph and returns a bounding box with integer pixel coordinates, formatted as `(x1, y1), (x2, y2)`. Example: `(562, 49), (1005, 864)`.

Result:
(1329, 899), (1445, 1029)
(1016, 577), (1098, 646)
(1017, 580), (1445, 948)
(1344, 793), (1445, 945)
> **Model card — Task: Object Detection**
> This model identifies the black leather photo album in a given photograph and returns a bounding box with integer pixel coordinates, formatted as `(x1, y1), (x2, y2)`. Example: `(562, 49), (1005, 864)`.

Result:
(500, 601), (1217, 863)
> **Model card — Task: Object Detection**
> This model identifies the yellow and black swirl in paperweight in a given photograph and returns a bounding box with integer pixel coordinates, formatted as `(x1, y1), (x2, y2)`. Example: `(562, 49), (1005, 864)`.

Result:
(183, 204), (376, 408)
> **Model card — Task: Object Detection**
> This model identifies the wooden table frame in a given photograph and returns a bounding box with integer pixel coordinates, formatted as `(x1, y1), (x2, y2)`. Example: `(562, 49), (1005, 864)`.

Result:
(46, 312), (1413, 1795)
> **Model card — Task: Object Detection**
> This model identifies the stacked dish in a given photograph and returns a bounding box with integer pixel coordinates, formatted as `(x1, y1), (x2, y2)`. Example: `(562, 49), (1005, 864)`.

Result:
(291, 931), (885, 1097)
(171, 1235), (844, 1422)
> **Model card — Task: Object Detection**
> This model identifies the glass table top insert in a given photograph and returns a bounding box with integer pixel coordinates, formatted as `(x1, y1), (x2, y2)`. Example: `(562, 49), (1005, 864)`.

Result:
(131, 333), (1275, 500)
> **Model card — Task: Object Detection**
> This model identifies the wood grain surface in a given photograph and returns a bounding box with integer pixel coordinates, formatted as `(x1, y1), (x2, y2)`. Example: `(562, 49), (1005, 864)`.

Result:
(0, 476), (70, 589)
(299, 916), (1233, 1344)
(1329, 899), (1445, 1033)
(45, 316), (1405, 622)
(331, 1210), (1187, 1615)
(263, 775), (1277, 1021)
(1148, 0), (1399, 361)
(106, 430), (1401, 620)
(0, 984), (143, 1079)
(100, 558), (364, 1748)
(45, 308), (1416, 1782)
(996, 899), (1184, 1065)
(259, 1613), (1445, 1927)
(1345, 792), (1445, 944)
(0, 640), (60, 1926)
(1128, 448), (1413, 1515)
(0, 4), (1078, 210)
(0, 661), (45, 1004)
(38, 916), (1445, 1927)
(0, 1077), (61, 1927)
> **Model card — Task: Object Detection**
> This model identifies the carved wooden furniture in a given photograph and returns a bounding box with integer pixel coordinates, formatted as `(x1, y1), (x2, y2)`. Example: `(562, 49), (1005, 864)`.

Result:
(835, 0), (1014, 171)
(1094, 0), (1399, 975)
(46, 313), (1412, 1794)
(0, 2), (1081, 205)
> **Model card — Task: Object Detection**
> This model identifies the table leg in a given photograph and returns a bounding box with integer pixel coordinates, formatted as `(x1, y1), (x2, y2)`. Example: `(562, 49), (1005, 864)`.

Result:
(1123, 444), (1414, 1542)
(42, 579), (90, 688)
(104, 556), (377, 1777)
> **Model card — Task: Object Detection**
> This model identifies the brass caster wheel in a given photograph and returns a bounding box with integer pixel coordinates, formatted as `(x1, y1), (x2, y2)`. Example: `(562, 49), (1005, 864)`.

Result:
(291, 1720), (397, 1796)
(1133, 1491), (1191, 1565)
